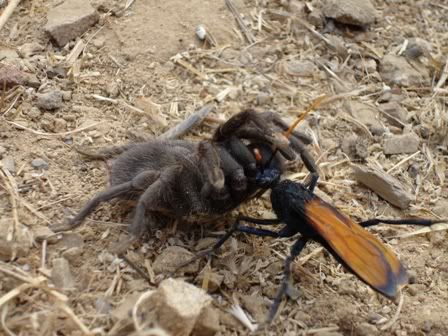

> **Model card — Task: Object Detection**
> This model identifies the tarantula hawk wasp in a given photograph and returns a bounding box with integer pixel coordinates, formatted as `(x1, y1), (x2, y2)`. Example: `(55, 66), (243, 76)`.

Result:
(177, 97), (447, 324)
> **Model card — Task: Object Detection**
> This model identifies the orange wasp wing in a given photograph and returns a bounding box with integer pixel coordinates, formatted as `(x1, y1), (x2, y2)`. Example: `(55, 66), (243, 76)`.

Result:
(304, 198), (408, 298)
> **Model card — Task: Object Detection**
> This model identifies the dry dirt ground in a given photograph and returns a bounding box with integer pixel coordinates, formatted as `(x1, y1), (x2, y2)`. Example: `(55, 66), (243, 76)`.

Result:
(0, 0), (447, 335)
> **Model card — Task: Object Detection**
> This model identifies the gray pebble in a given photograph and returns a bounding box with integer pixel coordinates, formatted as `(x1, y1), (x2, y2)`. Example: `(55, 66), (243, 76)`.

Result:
(36, 90), (63, 110)
(2, 156), (15, 174)
(95, 297), (112, 314)
(31, 158), (49, 170)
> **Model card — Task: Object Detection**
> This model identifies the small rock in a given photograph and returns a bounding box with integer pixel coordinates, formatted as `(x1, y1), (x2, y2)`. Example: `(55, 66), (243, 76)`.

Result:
(379, 102), (408, 127)
(95, 297), (112, 314)
(383, 133), (420, 155)
(195, 237), (218, 251)
(45, 0), (99, 47)
(307, 8), (325, 27)
(322, 0), (377, 26)
(61, 90), (72, 101)
(31, 158), (49, 170)
(2, 156), (15, 174)
(355, 58), (377, 73)
(346, 101), (382, 132)
(143, 278), (213, 336)
(23, 106), (41, 120)
(433, 199), (448, 218)
(367, 312), (385, 324)
(36, 90), (63, 110)
(0, 47), (19, 60)
(58, 232), (84, 249)
(62, 247), (83, 262)
(46, 66), (66, 79)
(0, 145), (6, 158)
(256, 92), (272, 105)
(407, 269), (417, 284)
(0, 219), (32, 260)
(18, 42), (44, 58)
(380, 54), (428, 87)
(92, 37), (105, 49)
(192, 305), (220, 336)
(0, 63), (26, 88)
(196, 271), (224, 293)
(341, 134), (369, 160)
(111, 292), (142, 320)
(105, 82), (119, 98)
(153, 246), (199, 274)
(32, 226), (57, 243)
(240, 294), (267, 322)
(352, 165), (413, 209)
(422, 320), (433, 333)
(0, 63), (39, 88)
(281, 59), (318, 77)
(53, 118), (67, 132)
(51, 258), (76, 289)
(404, 38), (432, 59)
(355, 322), (379, 336)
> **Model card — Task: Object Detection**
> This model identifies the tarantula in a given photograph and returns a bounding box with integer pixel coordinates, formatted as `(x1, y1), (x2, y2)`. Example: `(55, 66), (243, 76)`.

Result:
(53, 110), (316, 249)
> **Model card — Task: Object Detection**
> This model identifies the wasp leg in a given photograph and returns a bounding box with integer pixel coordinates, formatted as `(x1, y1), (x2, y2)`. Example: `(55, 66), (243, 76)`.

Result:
(267, 237), (308, 324)
(237, 215), (282, 226)
(359, 218), (446, 228)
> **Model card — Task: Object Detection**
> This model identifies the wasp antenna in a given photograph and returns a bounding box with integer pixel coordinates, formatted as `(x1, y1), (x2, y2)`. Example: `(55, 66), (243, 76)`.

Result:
(263, 95), (326, 170)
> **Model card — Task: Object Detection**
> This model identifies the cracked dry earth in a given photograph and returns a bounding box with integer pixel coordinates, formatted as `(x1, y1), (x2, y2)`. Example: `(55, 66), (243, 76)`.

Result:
(0, 0), (447, 335)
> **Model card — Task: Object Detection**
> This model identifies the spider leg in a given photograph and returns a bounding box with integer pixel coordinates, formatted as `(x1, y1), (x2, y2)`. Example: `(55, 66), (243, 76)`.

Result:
(359, 218), (447, 228)
(260, 111), (314, 145)
(52, 170), (160, 233)
(75, 143), (137, 160)
(266, 237), (309, 324)
(128, 165), (181, 237)
(214, 109), (276, 142)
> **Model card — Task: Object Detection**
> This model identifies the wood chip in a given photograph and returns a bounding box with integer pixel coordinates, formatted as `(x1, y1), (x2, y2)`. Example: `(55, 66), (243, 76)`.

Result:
(352, 165), (413, 209)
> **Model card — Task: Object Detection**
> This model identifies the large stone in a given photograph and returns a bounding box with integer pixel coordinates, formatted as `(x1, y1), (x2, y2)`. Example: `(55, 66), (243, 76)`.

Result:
(380, 54), (429, 87)
(144, 278), (213, 336)
(322, 0), (376, 26)
(45, 0), (99, 47)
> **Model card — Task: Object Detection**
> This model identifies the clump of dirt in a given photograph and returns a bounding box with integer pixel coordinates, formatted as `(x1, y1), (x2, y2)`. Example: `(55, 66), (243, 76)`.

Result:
(0, 0), (447, 335)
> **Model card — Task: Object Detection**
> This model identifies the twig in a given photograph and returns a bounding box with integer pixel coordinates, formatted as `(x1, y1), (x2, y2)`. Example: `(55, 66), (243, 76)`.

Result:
(225, 0), (255, 44)
(386, 151), (420, 174)
(380, 292), (404, 330)
(434, 58), (448, 92)
(173, 58), (208, 80)
(0, 166), (20, 242)
(0, 0), (21, 32)
(59, 303), (94, 335)
(5, 120), (102, 136)
(159, 104), (215, 140)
